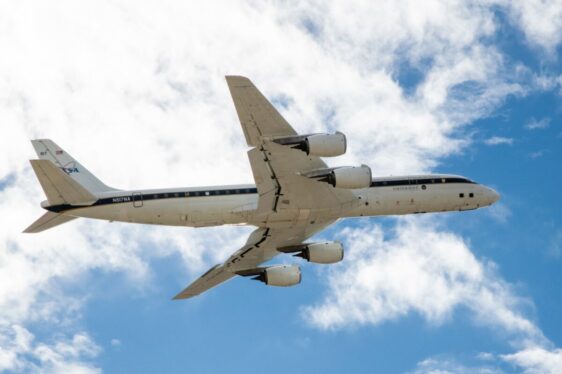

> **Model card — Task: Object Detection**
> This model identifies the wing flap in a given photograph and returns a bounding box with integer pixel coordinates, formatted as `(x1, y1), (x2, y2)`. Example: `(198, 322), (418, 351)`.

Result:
(172, 227), (269, 300)
(228, 76), (355, 212)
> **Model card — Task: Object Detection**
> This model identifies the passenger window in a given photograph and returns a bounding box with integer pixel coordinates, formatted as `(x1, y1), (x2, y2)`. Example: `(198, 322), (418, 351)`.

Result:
(205, 191), (210, 196)
(459, 193), (464, 198)
(469, 193), (474, 198)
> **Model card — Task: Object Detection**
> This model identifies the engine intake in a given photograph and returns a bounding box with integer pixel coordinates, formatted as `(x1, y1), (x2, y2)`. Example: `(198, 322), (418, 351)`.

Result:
(304, 165), (372, 189)
(238, 265), (301, 287)
(290, 242), (344, 264)
(273, 132), (347, 157)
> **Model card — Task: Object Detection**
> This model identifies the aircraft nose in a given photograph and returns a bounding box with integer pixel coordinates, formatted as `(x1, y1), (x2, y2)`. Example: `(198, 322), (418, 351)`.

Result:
(487, 188), (500, 204)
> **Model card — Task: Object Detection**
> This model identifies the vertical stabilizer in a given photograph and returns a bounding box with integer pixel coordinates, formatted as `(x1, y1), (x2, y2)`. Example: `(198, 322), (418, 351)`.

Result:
(29, 159), (97, 205)
(31, 139), (116, 193)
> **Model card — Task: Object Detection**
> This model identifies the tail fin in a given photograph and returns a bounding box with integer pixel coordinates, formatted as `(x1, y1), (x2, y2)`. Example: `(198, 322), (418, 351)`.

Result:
(31, 139), (115, 193)
(25, 139), (116, 234)
(25, 161), (93, 234)
(29, 159), (97, 205)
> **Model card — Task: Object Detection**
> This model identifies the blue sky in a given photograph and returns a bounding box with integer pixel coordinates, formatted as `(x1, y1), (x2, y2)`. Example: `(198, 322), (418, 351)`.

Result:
(1, 1), (562, 373)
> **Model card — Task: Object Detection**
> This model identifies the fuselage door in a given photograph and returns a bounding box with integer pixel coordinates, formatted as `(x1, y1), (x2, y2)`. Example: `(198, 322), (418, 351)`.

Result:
(132, 192), (143, 208)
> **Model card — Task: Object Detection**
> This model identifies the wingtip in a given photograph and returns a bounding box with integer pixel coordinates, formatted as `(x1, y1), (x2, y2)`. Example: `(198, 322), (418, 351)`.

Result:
(225, 75), (253, 87)
(172, 293), (197, 301)
(225, 75), (249, 80)
(30, 138), (53, 146)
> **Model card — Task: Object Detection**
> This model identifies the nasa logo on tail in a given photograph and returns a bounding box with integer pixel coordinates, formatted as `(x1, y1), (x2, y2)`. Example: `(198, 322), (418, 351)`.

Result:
(61, 161), (79, 174)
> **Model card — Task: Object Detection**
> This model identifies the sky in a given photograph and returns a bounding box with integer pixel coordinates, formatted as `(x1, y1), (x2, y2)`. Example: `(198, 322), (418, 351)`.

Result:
(0, 0), (561, 373)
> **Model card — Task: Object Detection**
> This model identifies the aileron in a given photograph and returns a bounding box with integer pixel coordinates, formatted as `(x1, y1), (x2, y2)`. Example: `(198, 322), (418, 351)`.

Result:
(226, 75), (297, 146)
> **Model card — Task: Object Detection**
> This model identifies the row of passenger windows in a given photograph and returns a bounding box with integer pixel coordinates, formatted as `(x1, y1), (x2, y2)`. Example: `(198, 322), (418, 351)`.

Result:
(145, 188), (259, 200)
(371, 177), (475, 187)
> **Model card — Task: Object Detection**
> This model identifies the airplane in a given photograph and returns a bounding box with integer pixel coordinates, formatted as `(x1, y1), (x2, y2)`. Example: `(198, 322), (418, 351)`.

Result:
(24, 76), (500, 299)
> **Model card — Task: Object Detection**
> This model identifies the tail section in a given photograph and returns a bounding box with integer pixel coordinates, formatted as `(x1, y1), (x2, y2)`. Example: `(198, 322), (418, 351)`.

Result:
(29, 159), (97, 205)
(31, 139), (115, 193)
(25, 139), (117, 233)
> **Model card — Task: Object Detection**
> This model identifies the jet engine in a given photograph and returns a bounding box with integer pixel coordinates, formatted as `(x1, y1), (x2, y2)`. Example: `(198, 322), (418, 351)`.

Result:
(243, 265), (302, 287)
(304, 165), (372, 189)
(273, 132), (347, 157)
(293, 242), (344, 264)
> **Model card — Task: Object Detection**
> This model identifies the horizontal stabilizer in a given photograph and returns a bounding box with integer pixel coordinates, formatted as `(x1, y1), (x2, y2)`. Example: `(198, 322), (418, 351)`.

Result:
(30, 159), (97, 206)
(23, 212), (77, 233)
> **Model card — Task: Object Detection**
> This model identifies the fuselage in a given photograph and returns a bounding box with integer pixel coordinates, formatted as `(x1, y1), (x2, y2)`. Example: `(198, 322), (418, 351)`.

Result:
(26, 78), (504, 299)
(45, 174), (499, 228)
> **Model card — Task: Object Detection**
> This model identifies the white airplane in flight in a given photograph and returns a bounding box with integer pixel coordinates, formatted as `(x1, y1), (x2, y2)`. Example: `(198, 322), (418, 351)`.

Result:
(25, 76), (500, 299)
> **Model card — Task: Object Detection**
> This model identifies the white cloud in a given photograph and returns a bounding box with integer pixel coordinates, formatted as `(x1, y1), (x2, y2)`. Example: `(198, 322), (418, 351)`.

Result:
(487, 202), (512, 223)
(528, 151), (544, 159)
(412, 346), (562, 374)
(0, 0), (560, 370)
(525, 117), (551, 130)
(110, 339), (121, 348)
(484, 136), (514, 145)
(477, 352), (495, 361)
(303, 218), (543, 344)
(499, 0), (562, 55)
(409, 356), (504, 374)
(0, 325), (100, 373)
(500, 346), (562, 374)
(304, 218), (562, 372)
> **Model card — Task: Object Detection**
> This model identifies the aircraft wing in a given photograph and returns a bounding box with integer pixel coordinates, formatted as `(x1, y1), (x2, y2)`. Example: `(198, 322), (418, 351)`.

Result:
(174, 77), (352, 300)
(173, 220), (334, 299)
(226, 76), (356, 218)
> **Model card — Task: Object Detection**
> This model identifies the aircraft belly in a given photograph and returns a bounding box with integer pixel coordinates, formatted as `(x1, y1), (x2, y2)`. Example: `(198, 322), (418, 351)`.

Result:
(66, 205), (122, 221)
(359, 186), (460, 216)
(188, 195), (254, 227)
(126, 199), (185, 226)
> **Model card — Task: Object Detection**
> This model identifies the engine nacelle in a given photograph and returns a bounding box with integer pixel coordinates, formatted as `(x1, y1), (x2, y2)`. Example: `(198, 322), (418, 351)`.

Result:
(297, 242), (344, 264)
(308, 165), (372, 189)
(256, 265), (301, 287)
(273, 132), (347, 157)
(302, 132), (346, 157)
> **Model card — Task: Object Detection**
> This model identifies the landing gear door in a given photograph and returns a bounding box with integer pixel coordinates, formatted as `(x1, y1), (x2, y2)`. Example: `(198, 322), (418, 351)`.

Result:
(133, 192), (143, 208)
